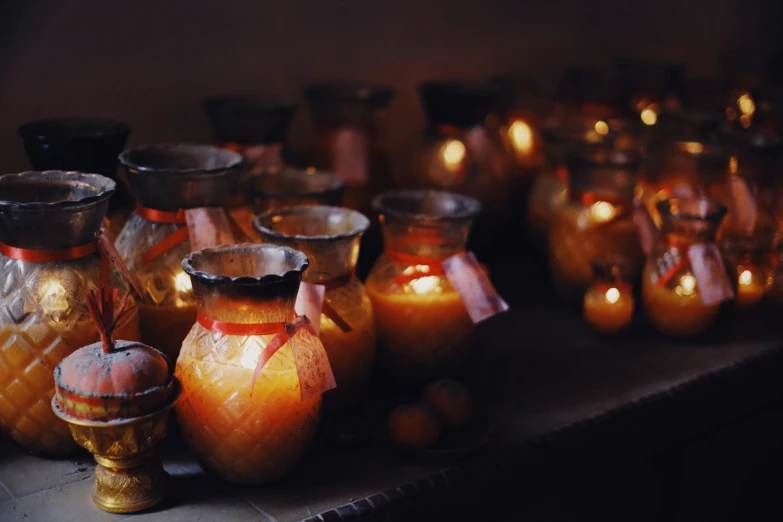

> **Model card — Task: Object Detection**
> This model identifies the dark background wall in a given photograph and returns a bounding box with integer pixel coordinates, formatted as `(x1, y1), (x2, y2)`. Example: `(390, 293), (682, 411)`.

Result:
(1, 0), (781, 173)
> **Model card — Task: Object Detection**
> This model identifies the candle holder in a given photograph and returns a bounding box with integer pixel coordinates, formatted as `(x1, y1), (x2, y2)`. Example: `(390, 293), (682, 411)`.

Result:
(203, 95), (298, 240)
(249, 169), (345, 214)
(115, 144), (242, 362)
(638, 137), (730, 227)
(642, 198), (734, 339)
(548, 148), (643, 304)
(409, 81), (511, 254)
(722, 236), (773, 309)
(584, 258), (635, 334)
(366, 190), (481, 377)
(18, 118), (133, 236)
(176, 244), (329, 485)
(255, 206), (375, 409)
(304, 82), (395, 214)
(0, 171), (140, 456)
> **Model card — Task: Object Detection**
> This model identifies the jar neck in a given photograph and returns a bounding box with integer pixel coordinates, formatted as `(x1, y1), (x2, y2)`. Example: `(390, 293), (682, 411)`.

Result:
(193, 278), (299, 324)
(659, 219), (721, 248)
(381, 219), (470, 259)
(264, 237), (359, 284)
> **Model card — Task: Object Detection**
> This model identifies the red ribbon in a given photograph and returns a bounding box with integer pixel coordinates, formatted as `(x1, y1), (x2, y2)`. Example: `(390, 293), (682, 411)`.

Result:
(387, 250), (447, 286)
(197, 312), (316, 394)
(656, 240), (690, 287)
(0, 241), (98, 263)
(136, 205), (190, 266)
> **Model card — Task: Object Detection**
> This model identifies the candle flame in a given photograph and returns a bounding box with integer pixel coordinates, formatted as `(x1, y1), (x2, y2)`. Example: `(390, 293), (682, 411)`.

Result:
(594, 120), (609, 135)
(409, 275), (441, 295)
(739, 269), (752, 286)
(738, 93), (755, 116)
(175, 271), (193, 293)
(442, 139), (466, 167)
(591, 201), (616, 221)
(640, 107), (658, 126)
(509, 120), (534, 154)
(684, 142), (704, 154)
(41, 280), (70, 315)
(676, 274), (697, 296)
(605, 287), (620, 304)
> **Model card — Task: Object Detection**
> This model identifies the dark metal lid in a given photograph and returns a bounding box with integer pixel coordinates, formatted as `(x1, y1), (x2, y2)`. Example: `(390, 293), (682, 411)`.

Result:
(418, 81), (499, 128)
(203, 95), (298, 145)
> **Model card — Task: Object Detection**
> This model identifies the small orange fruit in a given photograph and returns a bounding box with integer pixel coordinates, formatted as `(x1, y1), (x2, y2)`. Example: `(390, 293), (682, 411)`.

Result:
(421, 379), (474, 428)
(387, 404), (442, 448)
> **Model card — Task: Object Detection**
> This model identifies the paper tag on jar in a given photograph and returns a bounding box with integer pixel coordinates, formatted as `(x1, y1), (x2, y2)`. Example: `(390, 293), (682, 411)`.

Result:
(244, 143), (285, 175)
(442, 252), (509, 323)
(687, 243), (735, 306)
(287, 316), (337, 400)
(185, 208), (237, 251)
(295, 283), (325, 335)
(729, 177), (758, 236)
(632, 197), (659, 255)
(331, 128), (368, 185)
(97, 231), (143, 297)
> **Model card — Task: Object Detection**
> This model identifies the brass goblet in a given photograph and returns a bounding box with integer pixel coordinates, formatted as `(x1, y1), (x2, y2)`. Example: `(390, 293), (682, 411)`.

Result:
(52, 379), (180, 514)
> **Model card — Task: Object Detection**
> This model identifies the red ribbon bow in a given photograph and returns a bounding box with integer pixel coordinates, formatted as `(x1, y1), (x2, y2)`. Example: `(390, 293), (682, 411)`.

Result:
(197, 312), (316, 394)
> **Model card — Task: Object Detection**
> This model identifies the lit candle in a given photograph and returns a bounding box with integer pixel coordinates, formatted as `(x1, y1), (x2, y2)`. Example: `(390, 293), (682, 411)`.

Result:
(735, 266), (767, 308)
(584, 283), (634, 334)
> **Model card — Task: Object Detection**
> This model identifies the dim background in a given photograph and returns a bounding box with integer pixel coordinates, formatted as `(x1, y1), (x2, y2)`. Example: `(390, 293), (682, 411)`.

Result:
(1, 0), (782, 173)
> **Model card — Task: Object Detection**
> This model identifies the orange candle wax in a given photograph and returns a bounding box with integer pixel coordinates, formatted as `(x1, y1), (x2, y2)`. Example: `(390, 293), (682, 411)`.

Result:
(735, 267), (767, 308)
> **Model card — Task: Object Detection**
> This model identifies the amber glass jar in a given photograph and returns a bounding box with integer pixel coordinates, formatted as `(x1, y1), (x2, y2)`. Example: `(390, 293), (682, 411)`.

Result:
(366, 190), (480, 377)
(642, 198), (734, 338)
(249, 169), (345, 215)
(18, 118), (133, 237)
(203, 95), (298, 240)
(583, 258), (635, 335)
(304, 82), (395, 214)
(116, 144), (242, 361)
(639, 138), (730, 227)
(176, 244), (322, 484)
(721, 236), (773, 309)
(255, 206), (375, 409)
(548, 149), (643, 304)
(0, 171), (140, 456)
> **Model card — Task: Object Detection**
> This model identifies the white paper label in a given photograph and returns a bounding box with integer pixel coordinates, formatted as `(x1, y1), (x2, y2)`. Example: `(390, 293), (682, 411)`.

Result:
(185, 208), (236, 251)
(295, 283), (325, 335)
(331, 128), (368, 185)
(442, 252), (509, 323)
(687, 243), (735, 306)
(729, 177), (758, 236)
(287, 317), (337, 400)
(632, 197), (659, 255)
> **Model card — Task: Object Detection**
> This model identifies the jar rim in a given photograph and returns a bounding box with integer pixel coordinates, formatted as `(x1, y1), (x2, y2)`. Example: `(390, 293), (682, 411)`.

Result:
(657, 197), (727, 222)
(249, 169), (344, 198)
(254, 205), (370, 243)
(372, 189), (481, 222)
(119, 143), (243, 175)
(0, 171), (116, 212)
(18, 117), (130, 141)
(182, 243), (309, 286)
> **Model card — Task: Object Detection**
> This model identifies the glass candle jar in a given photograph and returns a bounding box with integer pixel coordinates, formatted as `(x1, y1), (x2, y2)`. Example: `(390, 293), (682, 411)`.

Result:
(175, 244), (323, 484)
(116, 144), (242, 362)
(203, 95), (298, 240)
(528, 112), (641, 249)
(407, 81), (512, 257)
(18, 118), (133, 237)
(304, 82), (395, 215)
(721, 133), (781, 246)
(366, 190), (481, 377)
(721, 236), (773, 309)
(639, 138), (730, 228)
(0, 171), (140, 456)
(548, 149), (643, 304)
(249, 169), (345, 215)
(254, 206), (375, 409)
(642, 198), (734, 338)
(583, 258), (635, 334)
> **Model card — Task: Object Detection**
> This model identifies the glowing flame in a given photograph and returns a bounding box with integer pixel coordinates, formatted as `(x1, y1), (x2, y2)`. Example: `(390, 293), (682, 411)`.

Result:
(676, 274), (697, 296)
(729, 156), (738, 175)
(684, 142), (704, 154)
(640, 108), (658, 126)
(41, 281), (70, 314)
(175, 271), (193, 293)
(739, 269), (752, 286)
(409, 275), (441, 295)
(604, 287), (620, 305)
(594, 120), (609, 135)
(591, 201), (616, 221)
(738, 93), (755, 116)
(509, 120), (534, 154)
(442, 139), (466, 167)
